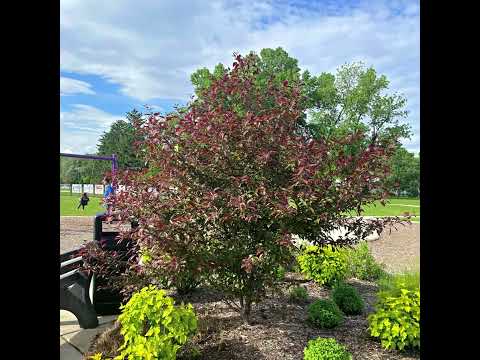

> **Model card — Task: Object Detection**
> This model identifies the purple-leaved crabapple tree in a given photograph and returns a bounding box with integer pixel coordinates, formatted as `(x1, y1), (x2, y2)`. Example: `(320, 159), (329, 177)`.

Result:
(88, 53), (402, 323)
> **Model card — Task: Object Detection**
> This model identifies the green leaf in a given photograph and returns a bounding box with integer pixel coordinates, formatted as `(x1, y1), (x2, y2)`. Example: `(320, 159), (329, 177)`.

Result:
(287, 197), (298, 209)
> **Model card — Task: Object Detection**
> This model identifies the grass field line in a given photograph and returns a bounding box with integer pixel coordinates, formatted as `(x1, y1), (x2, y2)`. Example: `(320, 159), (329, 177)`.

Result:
(392, 204), (420, 207)
(353, 215), (420, 222)
(355, 215), (419, 218)
(61, 215), (96, 218)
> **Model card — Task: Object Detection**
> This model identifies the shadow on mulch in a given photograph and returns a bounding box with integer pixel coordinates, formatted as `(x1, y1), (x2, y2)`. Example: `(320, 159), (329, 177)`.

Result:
(173, 287), (227, 305)
(179, 338), (266, 360)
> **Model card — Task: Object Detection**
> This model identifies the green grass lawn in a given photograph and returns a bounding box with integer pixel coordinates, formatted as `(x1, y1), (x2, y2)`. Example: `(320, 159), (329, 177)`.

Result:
(60, 193), (420, 219)
(387, 198), (420, 206)
(347, 198), (420, 217)
(60, 193), (105, 216)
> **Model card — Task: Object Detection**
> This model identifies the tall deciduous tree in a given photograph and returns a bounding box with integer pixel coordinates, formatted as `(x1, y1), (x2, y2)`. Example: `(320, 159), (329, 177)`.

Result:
(190, 48), (411, 147)
(111, 54), (399, 323)
(307, 62), (411, 146)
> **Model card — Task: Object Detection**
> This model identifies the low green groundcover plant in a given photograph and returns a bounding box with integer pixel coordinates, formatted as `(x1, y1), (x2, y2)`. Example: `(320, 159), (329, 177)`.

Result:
(94, 285), (198, 360)
(307, 299), (343, 329)
(344, 241), (386, 281)
(297, 245), (347, 287)
(289, 286), (308, 302)
(303, 337), (352, 360)
(331, 283), (364, 315)
(368, 288), (420, 351)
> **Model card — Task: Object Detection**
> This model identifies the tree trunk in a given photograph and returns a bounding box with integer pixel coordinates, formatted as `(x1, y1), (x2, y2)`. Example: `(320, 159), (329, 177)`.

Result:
(241, 297), (252, 324)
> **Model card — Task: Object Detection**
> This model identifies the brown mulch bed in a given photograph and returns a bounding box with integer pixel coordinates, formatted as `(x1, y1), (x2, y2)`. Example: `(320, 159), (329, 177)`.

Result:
(85, 275), (420, 360)
(78, 222), (420, 359)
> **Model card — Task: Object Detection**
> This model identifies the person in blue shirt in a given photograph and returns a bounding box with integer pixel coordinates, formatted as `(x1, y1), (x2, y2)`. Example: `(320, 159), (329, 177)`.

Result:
(102, 176), (114, 214)
(103, 176), (114, 197)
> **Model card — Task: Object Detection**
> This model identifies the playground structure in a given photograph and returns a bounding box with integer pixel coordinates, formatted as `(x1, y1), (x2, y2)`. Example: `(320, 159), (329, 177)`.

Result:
(60, 153), (118, 188)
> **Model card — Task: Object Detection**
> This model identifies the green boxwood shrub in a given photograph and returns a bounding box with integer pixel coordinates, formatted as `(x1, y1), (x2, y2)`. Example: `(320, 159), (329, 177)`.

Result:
(344, 241), (386, 281)
(303, 337), (352, 360)
(289, 286), (308, 303)
(368, 289), (420, 351)
(331, 283), (364, 315)
(297, 245), (347, 287)
(116, 285), (198, 360)
(307, 299), (343, 329)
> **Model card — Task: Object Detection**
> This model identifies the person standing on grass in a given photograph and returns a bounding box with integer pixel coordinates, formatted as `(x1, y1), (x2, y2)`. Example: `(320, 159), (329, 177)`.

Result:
(77, 192), (90, 210)
(102, 176), (114, 215)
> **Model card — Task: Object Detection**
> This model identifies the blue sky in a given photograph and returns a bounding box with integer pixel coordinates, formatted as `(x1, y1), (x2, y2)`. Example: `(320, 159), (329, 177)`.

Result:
(60, 0), (419, 154)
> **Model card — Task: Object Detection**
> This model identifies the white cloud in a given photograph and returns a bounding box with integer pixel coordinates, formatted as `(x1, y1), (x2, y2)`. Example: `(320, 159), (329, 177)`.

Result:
(60, 104), (121, 154)
(60, 0), (419, 152)
(60, 76), (95, 95)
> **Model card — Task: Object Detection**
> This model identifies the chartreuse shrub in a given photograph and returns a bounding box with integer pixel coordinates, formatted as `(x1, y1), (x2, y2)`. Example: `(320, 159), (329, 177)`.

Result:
(289, 286), (308, 303)
(331, 282), (364, 315)
(297, 245), (347, 287)
(368, 289), (420, 351)
(344, 241), (386, 281)
(114, 285), (198, 360)
(307, 299), (343, 329)
(377, 270), (420, 300)
(303, 337), (352, 360)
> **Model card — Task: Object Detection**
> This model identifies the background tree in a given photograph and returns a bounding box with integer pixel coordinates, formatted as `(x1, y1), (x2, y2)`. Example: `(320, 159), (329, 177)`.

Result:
(385, 146), (420, 197)
(111, 54), (399, 323)
(97, 109), (145, 170)
(307, 62), (411, 146)
(190, 48), (412, 149)
(190, 48), (313, 134)
(60, 156), (110, 184)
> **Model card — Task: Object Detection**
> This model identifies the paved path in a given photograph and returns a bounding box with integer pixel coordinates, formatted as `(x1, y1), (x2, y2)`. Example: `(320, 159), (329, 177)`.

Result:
(60, 310), (117, 360)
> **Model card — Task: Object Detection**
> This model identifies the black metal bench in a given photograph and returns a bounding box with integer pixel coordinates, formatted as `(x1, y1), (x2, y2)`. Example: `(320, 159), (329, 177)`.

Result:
(60, 212), (137, 328)
(60, 249), (98, 329)
(91, 212), (136, 315)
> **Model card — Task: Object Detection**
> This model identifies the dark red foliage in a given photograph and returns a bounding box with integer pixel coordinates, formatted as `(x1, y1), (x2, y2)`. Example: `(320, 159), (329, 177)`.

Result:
(103, 53), (399, 322)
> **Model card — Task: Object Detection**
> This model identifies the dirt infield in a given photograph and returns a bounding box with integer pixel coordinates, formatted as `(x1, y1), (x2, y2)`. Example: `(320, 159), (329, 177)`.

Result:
(60, 216), (94, 253)
(369, 222), (420, 273)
